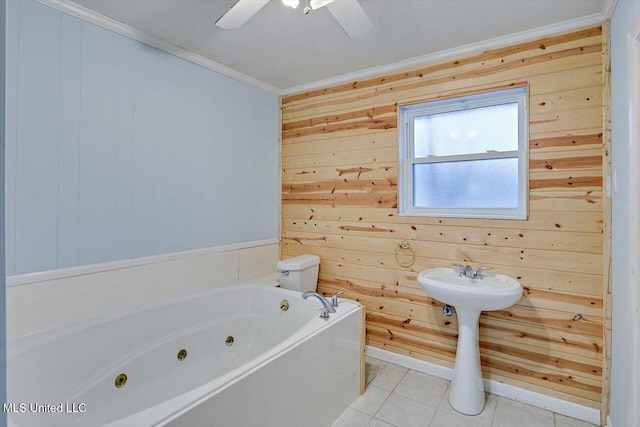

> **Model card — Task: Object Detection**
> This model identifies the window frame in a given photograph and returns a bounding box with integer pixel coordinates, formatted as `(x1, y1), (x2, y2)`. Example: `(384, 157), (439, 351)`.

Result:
(398, 87), (529, 220)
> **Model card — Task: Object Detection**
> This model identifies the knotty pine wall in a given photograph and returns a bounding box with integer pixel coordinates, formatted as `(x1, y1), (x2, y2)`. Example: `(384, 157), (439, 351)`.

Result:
(280, 26), (608, 410)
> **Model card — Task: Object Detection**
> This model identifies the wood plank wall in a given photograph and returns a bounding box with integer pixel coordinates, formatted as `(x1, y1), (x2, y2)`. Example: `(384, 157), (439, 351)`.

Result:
(280, 26), (606, 409)
(600, 21), (612, 424)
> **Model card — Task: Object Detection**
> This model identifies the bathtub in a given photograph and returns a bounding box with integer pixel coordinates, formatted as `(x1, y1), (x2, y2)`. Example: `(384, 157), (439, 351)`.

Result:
(7, 284), (364, 427)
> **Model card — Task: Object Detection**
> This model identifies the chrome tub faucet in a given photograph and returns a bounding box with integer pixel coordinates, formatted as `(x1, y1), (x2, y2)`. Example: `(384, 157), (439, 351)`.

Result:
(302, 292), (336, 319)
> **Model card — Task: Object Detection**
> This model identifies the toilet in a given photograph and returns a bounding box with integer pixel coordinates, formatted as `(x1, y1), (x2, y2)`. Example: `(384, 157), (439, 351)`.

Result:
(277, 254), (320, 292)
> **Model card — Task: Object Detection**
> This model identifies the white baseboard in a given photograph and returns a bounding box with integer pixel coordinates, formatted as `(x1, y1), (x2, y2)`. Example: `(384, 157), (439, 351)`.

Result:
(365, 346), (601, 425)
(366, 345), (454, 381)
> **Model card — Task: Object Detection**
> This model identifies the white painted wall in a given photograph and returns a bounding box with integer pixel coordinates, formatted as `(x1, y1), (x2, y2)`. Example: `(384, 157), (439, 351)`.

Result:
(610, 1), (640, 426)
(5, 0), (279, 276)
(0, 0), (7, 423)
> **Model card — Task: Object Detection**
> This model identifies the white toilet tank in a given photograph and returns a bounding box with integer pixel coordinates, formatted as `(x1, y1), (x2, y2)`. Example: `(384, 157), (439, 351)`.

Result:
(277, 254), (320, 292)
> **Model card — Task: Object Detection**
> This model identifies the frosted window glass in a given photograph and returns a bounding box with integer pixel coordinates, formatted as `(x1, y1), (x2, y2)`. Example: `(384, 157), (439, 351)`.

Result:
(413, 158), (519, 209)
(414, 103), (518, 157)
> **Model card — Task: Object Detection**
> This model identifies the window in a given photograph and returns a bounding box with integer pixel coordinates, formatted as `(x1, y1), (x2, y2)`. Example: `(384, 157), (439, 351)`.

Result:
(399, 87), (528, 219)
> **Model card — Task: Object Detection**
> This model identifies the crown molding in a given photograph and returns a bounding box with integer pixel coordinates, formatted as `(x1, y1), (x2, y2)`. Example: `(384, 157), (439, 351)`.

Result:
(281, 12), (608, 95)
(601, 0), (618, 20)
(36, 0), (282, 95)
(36, 0), (611, 98)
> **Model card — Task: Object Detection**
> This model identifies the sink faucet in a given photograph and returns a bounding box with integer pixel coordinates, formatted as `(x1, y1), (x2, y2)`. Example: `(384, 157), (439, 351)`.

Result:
(462, 265), (475, 278)
(302, 292), (336, 319)
(451, 263), (492, 279)
(452, 263), (475, 278)
(475, 266), (493, 279)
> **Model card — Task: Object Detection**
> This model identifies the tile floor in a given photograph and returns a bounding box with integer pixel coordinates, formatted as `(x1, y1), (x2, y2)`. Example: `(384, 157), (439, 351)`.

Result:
(331, 357), (598, 427)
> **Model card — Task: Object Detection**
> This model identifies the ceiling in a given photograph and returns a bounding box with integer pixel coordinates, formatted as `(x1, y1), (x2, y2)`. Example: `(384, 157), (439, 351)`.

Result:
(67, 0), (608, 93)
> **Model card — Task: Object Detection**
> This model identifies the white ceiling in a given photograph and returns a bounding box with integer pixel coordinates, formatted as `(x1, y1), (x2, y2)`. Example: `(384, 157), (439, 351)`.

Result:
(67, 0), (607, 92)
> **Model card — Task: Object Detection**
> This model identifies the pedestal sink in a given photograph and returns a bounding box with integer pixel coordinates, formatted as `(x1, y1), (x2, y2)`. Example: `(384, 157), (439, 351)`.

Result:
(417, 267), (522, 415)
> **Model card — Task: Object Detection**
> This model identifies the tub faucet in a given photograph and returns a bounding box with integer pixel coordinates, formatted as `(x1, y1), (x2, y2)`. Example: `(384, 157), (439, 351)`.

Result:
(301, 292), (336, 319)
(330, 291), (344, 307)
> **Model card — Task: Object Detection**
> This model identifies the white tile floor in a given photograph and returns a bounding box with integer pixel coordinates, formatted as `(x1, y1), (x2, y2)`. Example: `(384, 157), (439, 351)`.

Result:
(331, 357), (599, 427)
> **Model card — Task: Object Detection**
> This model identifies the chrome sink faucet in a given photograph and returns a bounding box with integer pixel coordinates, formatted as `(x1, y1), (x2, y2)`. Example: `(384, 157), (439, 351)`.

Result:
(302, 292), (336, 319)
(452, 263), (475, 278)
(451, 263), (493, 279)
(462, 265), (476, 278)
(475, 266), (493, 279)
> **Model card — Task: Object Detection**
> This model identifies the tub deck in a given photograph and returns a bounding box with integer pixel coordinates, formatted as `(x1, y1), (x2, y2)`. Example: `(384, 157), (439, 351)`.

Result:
(8, 284), (364, 427)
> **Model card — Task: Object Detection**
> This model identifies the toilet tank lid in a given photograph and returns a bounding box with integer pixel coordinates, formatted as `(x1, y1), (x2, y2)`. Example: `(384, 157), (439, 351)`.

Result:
(277, 254), (320, 270)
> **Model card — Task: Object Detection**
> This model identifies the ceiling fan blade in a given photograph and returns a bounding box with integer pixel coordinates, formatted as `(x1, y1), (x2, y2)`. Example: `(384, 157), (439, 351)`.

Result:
(215, 0), (270, 29)
(310, 0), (335, 9)
(326, 0), (372, 38)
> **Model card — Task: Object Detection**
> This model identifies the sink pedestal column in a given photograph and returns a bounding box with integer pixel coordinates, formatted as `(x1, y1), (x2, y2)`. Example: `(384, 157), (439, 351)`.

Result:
(449, 308), (485, 415)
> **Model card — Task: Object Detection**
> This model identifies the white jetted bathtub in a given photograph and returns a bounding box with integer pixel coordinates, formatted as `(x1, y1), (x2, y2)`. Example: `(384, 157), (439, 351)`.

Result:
(8, 284), (364, 427)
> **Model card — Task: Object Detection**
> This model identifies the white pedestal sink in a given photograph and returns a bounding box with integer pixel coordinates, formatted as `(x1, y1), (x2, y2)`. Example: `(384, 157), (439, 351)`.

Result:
(417, 267), (522, 415)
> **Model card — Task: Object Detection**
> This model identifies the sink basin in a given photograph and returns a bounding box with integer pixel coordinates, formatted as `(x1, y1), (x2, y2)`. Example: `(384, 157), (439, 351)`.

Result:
(417, 267), (522, 311)
(417, 267), (522, 416)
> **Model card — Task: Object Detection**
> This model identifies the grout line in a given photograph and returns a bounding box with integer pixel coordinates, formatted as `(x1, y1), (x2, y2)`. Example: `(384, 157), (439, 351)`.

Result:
(370, 388), (394, 421)
(342, 406), (371, 419)
(367, 357), (589, 427)
(435, 383), (449, 408)
(367, 350), (597, 427)
(367, 361), (404, 425)
(490, 396), (500, 427)
(425, 384), (447, 427)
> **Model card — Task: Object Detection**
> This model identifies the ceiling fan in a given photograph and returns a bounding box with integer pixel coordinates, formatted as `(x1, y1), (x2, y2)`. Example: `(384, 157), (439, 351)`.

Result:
(215, 0), (373, 38)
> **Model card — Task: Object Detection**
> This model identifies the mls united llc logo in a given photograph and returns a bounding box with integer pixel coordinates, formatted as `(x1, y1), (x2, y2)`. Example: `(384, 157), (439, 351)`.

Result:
(3, 402), (86, 413)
